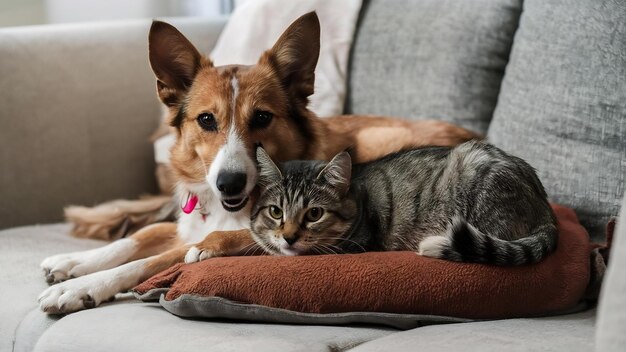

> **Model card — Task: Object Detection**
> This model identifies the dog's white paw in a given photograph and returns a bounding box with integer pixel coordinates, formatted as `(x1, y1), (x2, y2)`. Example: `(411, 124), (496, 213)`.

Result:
(184, 246), (215, 264)
(40, 253), (76, 284)
(418, 236), (450, 258)
(38, 272), (116, 314)
(39, 258), (146, 314)
(41, 239), (135, 284)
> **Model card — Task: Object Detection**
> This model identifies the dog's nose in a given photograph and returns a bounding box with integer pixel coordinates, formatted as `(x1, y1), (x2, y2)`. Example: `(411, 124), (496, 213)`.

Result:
(216, 171), (247, 196)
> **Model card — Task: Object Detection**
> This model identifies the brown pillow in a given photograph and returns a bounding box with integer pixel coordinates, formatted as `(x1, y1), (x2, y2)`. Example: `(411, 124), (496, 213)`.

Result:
(133, 204), (592, 329)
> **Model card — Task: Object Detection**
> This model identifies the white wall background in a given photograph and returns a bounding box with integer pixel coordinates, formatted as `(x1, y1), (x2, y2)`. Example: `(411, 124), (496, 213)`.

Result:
(0, 0), (46, 27)
(0, 0), (234, 27)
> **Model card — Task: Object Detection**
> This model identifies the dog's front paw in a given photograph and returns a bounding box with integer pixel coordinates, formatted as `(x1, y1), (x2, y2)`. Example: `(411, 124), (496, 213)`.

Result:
(184, 246), (217, 264)
(41, 240), (134, 284)
(40, 252), (86, 284)
(38, 272), (116, 314)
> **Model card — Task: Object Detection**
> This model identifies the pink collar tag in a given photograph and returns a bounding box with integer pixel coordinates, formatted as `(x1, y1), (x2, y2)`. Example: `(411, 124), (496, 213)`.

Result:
(182, 194), (199, 214)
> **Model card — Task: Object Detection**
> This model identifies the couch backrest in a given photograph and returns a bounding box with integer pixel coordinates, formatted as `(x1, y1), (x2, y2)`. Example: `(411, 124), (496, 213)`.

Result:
(487, 0), (626, 240)
(345, 0), (523, 135)
(347, 0), (625, 240)
(0, 18), (226, 229)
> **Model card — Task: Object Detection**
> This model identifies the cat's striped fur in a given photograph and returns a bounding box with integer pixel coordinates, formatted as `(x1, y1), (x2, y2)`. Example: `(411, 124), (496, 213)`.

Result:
(251, 141), (558, 265)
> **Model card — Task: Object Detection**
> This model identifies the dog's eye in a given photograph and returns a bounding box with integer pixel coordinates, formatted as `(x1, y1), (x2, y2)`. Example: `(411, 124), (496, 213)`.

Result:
(305, 207), (324, 222)
(197, 113), (217, 131)
(250, 110), (273, 129)
(268, 205), (283, 219)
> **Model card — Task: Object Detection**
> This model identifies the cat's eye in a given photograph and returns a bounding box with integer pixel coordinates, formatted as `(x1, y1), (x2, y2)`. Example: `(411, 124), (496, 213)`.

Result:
(197, 113), (217, 131)
(305, 207), (324, 222)
(250, 110), (273, 129)
(268, 205), (283, 219)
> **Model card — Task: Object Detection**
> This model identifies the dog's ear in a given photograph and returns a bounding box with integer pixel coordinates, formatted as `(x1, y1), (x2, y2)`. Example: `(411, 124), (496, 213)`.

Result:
(259, 12), (320, 101)
(316, 151), (352, 196)
(149, 21), (208, 106)
(256, 146), (282, 187)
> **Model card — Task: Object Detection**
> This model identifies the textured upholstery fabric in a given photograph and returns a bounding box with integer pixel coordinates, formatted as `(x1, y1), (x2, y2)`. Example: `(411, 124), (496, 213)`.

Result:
(33, 304), (393, 352)
(596, 194), (626, 351)
(487, 0), (626, 241)
(351, 309), (596, 352)
(14, 309), (61, 352)
(0, 224), (104, 352)
(0, 17), (226, 230)
(346, 0), (522, 134)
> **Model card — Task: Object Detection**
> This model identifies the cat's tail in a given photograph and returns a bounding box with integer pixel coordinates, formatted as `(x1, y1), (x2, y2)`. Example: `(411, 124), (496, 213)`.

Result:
(418, 218), (558, 266)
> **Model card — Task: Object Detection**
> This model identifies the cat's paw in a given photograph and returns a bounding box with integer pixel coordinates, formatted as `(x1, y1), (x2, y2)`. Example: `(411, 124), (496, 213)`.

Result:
(418, 236), (450, 258)
(38, 272), (116, 314)
(184, 246), (217, 264)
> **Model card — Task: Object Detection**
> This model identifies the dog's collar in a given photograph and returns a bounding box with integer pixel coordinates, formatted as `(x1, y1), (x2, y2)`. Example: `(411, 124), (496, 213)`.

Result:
(181, 193), (199, 214)
(181, 192), (210, 221)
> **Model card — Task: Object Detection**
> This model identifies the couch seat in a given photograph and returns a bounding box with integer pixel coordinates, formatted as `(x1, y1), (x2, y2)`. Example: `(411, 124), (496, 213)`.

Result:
(1, 224), (597, 352)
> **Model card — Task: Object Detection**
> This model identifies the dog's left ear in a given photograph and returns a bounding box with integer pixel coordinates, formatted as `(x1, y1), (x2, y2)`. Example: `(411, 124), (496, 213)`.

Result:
(149, 21), (209, 107)
(259, 12), (320, 101)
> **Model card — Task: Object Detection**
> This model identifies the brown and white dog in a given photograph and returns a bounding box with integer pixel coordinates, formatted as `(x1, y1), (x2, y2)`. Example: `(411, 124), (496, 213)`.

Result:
(38, 12), (477, 313)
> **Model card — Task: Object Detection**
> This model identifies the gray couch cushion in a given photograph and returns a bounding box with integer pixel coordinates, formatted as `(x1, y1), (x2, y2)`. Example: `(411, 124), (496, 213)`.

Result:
(0, 224), (105, 352)
(33, 303), (394, 352)
(350, 309), (596, 352)
(487, 0), (626, 241)
(345, 0), (522, 134)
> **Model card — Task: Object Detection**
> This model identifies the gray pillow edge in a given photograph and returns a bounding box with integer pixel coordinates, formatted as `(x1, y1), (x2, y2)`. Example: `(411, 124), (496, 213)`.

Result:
(156, 293), (471, 330)
(133, 288), (168, 302)
(132, 290), (591, 330)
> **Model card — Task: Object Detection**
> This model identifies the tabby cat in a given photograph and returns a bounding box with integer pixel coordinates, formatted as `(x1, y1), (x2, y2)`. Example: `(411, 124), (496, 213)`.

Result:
(251, 141), (558, 265)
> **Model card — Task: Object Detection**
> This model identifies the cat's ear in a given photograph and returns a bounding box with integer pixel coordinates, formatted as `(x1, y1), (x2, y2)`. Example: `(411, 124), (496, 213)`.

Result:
(256, 146), (282, 187)
(317, 152), (352, 196)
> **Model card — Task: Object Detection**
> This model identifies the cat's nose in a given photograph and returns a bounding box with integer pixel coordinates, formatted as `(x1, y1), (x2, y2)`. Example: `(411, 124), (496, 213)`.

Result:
(284, 235), (298, 245)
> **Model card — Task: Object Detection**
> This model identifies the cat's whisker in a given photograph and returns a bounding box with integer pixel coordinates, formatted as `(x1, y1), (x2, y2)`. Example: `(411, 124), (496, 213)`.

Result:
(317, 243), (339, 255)
(316, 237), (365, 253)
(255, 240), (278, 256)
(310, 246), (324, 255)
(318, 245), (335, 255)
(241, 242), (260, 257)
(321, 242), (346, 254)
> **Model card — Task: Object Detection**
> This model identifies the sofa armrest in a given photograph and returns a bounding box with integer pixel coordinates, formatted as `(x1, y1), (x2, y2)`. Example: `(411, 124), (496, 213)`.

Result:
(0, 17), (226, 229)
(596, 193), (626, 351)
